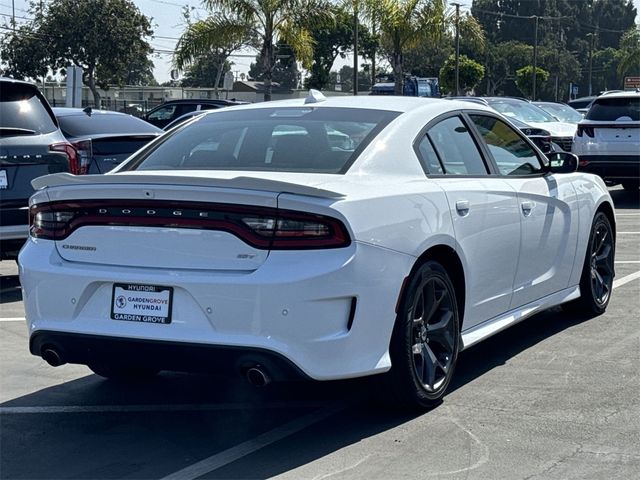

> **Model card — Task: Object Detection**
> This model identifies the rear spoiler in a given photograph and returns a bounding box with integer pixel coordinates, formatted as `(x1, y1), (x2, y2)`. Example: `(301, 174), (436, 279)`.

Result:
(31, 172), (345, 199)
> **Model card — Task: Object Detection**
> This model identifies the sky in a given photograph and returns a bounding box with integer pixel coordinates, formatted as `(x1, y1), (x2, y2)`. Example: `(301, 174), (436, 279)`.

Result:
(1, 0), (639, 84)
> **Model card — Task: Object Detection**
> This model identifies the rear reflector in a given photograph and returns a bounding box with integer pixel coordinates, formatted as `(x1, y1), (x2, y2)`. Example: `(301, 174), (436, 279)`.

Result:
(29, 200), (351, 250)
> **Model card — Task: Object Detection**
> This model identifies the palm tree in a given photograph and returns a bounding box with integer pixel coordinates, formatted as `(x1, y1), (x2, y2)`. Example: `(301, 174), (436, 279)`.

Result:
(205, 0), (329, 101)
(617, 26), (640, 79)
(174, 14), (251, 99)
(363, 0), (484, 95)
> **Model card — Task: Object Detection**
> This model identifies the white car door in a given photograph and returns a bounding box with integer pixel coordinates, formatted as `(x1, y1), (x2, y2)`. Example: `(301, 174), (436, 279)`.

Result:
(416, 114), (521, 329)
(468, 114), (579, 308)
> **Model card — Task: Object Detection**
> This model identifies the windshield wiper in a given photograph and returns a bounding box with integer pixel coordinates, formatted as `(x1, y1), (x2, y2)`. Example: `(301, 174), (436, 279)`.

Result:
(0, 127), (38, 137)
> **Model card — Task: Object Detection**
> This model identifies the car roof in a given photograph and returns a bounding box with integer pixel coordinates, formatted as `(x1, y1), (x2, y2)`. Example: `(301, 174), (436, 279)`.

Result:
(52, 107), (131, 117)
(594, 90), (640, 99)
(0, 76), (39, 88)
(155, 98), (250, 106)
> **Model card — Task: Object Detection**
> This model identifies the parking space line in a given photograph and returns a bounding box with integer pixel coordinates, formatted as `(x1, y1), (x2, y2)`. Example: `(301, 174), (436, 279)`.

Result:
(616, 213), (640, 216)
(613, 270), (640, 290)
(160, 404), (347, 480)
(615, 261), (640, 264)
(0, 317), (25, 322)
(617, 232), (640, 234)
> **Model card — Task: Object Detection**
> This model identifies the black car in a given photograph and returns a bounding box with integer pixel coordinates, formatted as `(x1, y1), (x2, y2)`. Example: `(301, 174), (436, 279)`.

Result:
(143, 99), (249, 129)
(0, 78), (73, 259)
(53, 108), (163, 174)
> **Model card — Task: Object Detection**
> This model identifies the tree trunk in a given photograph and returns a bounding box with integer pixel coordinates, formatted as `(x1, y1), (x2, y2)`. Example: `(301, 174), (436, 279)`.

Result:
(85, 66), (101, 108)
(262, 18), (274, 102)
(393, 52), (403, 96)
(214, 58), (225, 100)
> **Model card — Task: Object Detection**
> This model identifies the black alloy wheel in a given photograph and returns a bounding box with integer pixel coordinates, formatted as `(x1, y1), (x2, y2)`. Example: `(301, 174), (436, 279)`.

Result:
(388, 260), (460, 409)
(569, 211), (615, 315)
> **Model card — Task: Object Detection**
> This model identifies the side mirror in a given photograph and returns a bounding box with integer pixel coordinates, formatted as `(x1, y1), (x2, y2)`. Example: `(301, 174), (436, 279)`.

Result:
(547, 151), (578, 173)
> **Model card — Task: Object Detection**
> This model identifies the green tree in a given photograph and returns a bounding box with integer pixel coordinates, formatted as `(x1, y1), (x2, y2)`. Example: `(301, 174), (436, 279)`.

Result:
(205, 0), (329, 101)
(174, 13), (251, 98)
(617, 26), (640, 79)
(515, 66), (550, 99)
(181, 55), (233, 88)
(0, 0), (154, 106)
(439, 54), (485, 94)
(249, 43), (301, 89)
(366, 0), (484, 95)
(591, 48), (620, 92)
(304, 4), (377, 90)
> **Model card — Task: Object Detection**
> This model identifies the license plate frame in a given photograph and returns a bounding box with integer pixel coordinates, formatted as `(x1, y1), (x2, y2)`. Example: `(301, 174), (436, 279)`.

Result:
(111, 283), (173, 324)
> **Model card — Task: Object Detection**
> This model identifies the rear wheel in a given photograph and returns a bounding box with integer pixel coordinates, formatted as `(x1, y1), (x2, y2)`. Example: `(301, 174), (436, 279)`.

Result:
(386, 261), (460, 409)
(88, 362), (159, 382)
(567, 211), (615, 315)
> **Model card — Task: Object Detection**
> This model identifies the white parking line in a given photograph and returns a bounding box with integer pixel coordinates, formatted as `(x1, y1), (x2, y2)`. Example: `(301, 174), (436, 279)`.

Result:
(613, 270), (640, 290)
(617, 232), (640, 234)
(616, 213), (640, 216)
(0, 317), (25, 322)
(615, 261), (640, 264)
(160, 404), (346, 480)
(0, 402), (327, 415)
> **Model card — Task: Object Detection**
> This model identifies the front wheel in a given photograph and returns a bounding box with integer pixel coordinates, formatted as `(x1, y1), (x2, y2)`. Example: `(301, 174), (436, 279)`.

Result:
(386, 261), (460, 409)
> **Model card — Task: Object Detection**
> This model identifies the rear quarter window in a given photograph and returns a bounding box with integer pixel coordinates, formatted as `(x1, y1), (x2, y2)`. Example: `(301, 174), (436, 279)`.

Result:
(586, 97), (640, 121)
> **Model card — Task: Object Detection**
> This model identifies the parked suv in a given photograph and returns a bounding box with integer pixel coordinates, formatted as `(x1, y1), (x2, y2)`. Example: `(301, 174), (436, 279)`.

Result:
(0, 78), (75, 259)
(572, 91), (640, 191)
(143, 99), (249, 129)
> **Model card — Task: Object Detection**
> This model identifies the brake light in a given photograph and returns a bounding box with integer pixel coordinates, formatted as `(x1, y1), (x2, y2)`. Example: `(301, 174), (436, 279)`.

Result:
(576, 125), (595, 138)
(72, 139), (92, 174)
(29, 200), (351, 249)
(49, 142), (80, 174)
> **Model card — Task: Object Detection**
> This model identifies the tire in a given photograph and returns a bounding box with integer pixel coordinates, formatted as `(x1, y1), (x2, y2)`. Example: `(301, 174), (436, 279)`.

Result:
(88, 362), (159, 382)
(566, 211), (615, 315)
(621, 181), (639, 192)
(386, 260), (460, 409)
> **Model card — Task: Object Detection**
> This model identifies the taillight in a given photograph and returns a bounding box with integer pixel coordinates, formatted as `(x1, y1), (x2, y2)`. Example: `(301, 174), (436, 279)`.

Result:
(72, 139), (92, 174)
(29, 200), (351, 249)
(576, 125), (595, 138)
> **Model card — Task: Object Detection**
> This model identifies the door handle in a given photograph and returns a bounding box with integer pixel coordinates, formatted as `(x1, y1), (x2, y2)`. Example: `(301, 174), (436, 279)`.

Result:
(521, 201), (533, 216)
(455, 200), (470, 216)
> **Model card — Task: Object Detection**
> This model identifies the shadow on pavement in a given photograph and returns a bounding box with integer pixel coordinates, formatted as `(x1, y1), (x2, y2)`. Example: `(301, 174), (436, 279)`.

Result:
(609, 186), (640, 210)
(0, 306), (597, 479)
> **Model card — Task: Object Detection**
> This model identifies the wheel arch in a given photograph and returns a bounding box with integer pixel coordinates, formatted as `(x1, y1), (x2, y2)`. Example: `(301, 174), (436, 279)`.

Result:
(399, 245), (467, 327)
(596, 200), (616, 241)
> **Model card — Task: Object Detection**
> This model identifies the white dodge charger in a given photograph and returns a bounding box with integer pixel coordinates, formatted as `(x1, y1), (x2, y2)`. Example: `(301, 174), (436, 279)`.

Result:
(19, 93), (615, 408)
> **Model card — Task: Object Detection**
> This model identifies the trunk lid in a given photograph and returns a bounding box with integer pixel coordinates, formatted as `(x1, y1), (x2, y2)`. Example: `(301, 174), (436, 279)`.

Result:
(33, 172), (344, 271)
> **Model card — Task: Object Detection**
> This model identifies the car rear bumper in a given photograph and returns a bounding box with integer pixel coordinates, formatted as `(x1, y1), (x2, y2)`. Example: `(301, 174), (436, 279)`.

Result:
(576, 155), (640, 181)
(30, 330), (309, 381)
(19, 238), (414, 381)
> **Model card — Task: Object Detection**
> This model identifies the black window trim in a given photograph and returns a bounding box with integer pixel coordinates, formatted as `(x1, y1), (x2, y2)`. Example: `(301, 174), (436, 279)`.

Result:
(412, 110), (497, 178)
(461, 110), (550, 178)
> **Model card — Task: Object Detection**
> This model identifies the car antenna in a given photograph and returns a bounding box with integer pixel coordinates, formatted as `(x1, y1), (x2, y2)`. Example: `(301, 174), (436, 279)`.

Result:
(304, 89), (327, 104)
(82, 106), (92, 116)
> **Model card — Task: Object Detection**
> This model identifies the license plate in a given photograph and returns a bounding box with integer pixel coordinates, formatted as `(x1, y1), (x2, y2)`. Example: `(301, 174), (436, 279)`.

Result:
(0, 170), (7, 189)
(111, 283), (173, 324)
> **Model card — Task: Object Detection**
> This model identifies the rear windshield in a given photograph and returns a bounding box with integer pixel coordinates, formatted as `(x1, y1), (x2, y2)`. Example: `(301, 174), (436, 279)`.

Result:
(586, 97), (640, 121)
(124, 107), (400, 174)
(0, 83), (57, 135)
(57, 113), (160, 137)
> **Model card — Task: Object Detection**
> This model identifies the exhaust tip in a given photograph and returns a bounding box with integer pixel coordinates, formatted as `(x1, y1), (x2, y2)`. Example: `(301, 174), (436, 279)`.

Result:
(42, 347), (65, 367)
(246, 366), (271, 387)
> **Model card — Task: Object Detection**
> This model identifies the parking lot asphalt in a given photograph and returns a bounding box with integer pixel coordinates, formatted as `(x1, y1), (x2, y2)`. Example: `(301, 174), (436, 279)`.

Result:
(1, 186), (639, 480)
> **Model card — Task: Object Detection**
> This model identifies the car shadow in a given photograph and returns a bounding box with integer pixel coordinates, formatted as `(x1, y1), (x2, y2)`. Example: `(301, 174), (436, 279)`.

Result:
(0, 307), (598, 479)
(609, 186), (640, 210)
(0, 274), (21, 304)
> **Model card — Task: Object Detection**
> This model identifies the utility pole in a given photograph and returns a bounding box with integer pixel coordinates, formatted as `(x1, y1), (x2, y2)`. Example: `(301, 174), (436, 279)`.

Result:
(353, 1), (359, 96)
(453, 3), (461, 96)
(532, 15), (539, 100)
(587, 32), (595, 96)
(11, 0), (15, 30)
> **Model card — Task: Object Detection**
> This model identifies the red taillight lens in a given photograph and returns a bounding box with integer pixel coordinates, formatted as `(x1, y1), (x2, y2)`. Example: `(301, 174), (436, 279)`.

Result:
(49, 140), (91, 175)
(576, 126), (594, 138)
(72, 139), (92, 174)
(29, 200), (351, 249)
